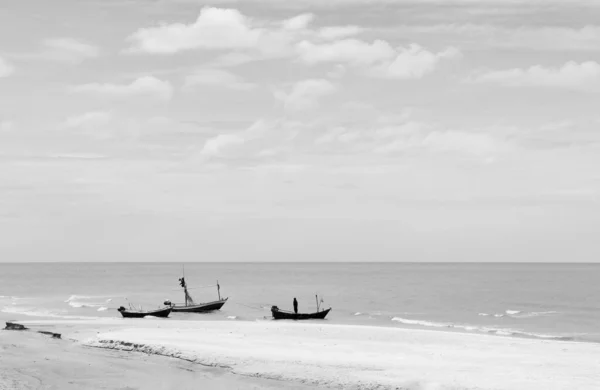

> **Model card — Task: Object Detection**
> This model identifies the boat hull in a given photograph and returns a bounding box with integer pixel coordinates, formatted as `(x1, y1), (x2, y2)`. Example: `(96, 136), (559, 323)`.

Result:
(118, 307), (172, 318)
(271, 307), (331, 320)
(171, 298), (228, 313)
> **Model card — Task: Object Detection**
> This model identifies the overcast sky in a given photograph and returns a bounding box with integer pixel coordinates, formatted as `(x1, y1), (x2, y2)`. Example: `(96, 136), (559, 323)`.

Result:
(1, 0), (599, 262)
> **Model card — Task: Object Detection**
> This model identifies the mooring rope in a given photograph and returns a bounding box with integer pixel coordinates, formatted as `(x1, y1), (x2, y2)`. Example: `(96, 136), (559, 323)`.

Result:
(232, 302), (268, 311)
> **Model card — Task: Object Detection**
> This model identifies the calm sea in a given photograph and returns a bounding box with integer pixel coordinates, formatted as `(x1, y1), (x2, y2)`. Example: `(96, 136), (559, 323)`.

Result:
(1, 263), (599, 343)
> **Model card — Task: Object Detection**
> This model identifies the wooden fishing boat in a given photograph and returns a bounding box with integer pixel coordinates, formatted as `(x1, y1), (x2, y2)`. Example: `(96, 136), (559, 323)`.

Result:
(271, 306), (331, 320)
(117, 306), (172, 318)
(164, 269), (228, 313)
(271, 295), (331, 320)
(167, 298), (229, 313)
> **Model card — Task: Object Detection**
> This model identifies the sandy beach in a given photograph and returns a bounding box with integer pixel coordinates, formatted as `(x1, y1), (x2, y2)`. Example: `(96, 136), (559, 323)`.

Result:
(3, 317), (600, 390)
(0, 326), (314, 390)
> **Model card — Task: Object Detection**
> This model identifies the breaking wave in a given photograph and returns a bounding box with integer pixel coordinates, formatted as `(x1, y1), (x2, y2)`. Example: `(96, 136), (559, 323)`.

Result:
(391, 317), (574, 341)
(65, 295), (116, 309)
(505, 310), (558, 318)
(1, 305), (101, 320)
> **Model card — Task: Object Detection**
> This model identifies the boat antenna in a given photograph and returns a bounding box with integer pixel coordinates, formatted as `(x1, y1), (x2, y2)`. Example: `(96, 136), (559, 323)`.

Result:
(217, 280), (221, 300)
(315, 294), (319, 312)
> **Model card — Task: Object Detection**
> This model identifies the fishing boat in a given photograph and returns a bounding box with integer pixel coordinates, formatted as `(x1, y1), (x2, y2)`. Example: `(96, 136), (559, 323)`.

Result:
(117, 305), (172, 318)
(271, 295), (331, 320)
(164, 271), (228, 313)
(271, 306), (331, 320)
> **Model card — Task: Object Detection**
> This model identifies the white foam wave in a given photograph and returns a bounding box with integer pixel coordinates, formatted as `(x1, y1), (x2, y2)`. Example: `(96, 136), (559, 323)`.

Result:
(354, 312), (362, 316)
(391, 317), (572, 341)
(478, 313), (490, 316)
(227, 316), (237, 320)
(65, 295), (116, 309)
(497, 310), (559, 318)
(1, 305), (100, 320)
(97, 307), (108, 312)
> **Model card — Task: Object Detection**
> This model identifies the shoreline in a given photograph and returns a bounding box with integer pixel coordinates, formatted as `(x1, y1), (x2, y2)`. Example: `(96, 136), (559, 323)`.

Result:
(4, 317), (600, 389)
(6, 311), (598, 346)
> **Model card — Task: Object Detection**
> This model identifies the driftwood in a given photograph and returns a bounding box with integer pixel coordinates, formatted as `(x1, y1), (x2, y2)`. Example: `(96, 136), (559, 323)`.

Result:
(4, 322), (61, 339)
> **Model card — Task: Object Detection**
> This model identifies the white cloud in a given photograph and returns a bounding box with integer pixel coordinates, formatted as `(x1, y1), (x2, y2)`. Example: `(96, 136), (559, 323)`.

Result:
(41, 38), (100, 64)
(470, 61), (600, 91)
(282, 13), (315, 30)
(71, 76), (174, 100)
(126, 7), (263, 54)
(275, 79), (337, 112)
(297, 39), (395, 65)
(209, 52), (257, 67)
(184, 68), (255, 90)
(374, 128), (506, 157)
(200, 133), (245, 156)
(199, 119), (295, 159)
(395, 24), (600, 52)
(0, 56), (14, 78)
(297, 38), (458, 79)
(372, 44), (461, 79)
(63, 111), (113, 129)
(317, 26), (364, 40)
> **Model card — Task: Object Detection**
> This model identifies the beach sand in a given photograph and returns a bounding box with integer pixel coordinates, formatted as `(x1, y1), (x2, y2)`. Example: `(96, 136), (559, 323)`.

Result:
(3, 317), (600, 389)
(0, 327), (315, 390)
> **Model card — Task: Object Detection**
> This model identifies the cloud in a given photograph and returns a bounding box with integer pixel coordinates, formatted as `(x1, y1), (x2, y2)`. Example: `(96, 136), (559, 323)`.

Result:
(297, 38), (459, 79)
(71, 76), (174, 100)
(297, 39), (395, 65)
(375, 128), (505, 157)
(371, 44), (461, 79)
(199, 119), (296, 160)
(394, 24), (600, 52)
(184, 68), (255, 90)
(312, 112), (513, 159)
(275, 79), (337, 112)
(469, 61), (600, 91)
(63, 111), (113, 129)
(126, 7), (263, 54)
(40, 38), (100, 64)
(200, 133), (245, 157)
(0, 57), (14, 78)
(281, 13), (315, 30)
(317, 26), (365, 40)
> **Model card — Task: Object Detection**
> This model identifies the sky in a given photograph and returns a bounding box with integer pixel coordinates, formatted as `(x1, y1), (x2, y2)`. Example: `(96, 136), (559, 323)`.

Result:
(1, 0), (599, 262)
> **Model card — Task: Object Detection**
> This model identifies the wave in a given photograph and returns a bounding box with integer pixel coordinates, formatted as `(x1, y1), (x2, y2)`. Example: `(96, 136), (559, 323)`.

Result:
(227, 316), (237, 320)
(1, 305), (101, 320)
(97, 307), (108, 312)
(391, 317), (573, 341)
(506, 310), (558, 318)
(478, 310), (558, 319)
(65, 295), (116, 309)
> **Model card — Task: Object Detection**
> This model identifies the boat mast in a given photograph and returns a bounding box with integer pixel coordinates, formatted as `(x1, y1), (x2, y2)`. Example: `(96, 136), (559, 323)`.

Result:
(315, 294), (319, 312)
(217, 280), (221, 300)
(183, 264), (187, 306)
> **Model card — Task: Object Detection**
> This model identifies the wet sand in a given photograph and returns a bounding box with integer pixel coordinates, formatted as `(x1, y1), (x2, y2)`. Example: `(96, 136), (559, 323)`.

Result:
(4, 317), (600, 389)
(0, 330), (316, 390)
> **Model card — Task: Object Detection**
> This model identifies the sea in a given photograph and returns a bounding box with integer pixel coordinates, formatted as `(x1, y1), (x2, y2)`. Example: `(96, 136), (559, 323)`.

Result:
(1, 262), (599, 343)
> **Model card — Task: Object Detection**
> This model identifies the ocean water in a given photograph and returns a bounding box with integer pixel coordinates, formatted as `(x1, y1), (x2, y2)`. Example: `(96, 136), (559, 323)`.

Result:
(1, 262), (599, 343)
